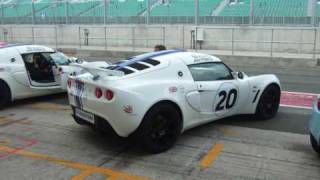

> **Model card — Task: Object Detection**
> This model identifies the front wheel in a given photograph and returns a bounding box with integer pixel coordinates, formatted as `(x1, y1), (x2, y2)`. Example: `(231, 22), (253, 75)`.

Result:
(136, 103), (182, 154)
(255, 84), (281, 120)
(310, 134), (320, 154)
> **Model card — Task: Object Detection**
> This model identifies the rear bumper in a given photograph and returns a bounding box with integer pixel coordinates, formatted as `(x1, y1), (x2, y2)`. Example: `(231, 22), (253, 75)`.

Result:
(68, 92), (144, 137)
(309, 103), (320, 145)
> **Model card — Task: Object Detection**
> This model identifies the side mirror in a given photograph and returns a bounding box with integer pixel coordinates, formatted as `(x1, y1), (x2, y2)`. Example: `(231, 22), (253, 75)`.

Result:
(237, 72), (244, 79)
(232, 72), (244, 80)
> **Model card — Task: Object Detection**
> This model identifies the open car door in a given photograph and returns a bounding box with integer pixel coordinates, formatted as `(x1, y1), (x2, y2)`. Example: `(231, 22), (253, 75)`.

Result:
(21, 53), (61, 90)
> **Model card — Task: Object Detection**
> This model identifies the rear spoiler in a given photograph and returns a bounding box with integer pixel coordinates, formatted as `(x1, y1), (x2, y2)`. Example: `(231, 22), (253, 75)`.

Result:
(70, 63), (124, 78)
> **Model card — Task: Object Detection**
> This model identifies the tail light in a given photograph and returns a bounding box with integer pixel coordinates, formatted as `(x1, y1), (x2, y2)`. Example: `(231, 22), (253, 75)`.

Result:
(67, 79), (72, 88)
(95, 87), (103, 99)
(105, 89), (114, 101)
(317, 99), (320, 110)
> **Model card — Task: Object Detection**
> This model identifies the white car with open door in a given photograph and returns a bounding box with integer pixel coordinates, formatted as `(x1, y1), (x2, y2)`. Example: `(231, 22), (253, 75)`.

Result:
(67, 50), (281, 153)
(0, 44), (109, 109)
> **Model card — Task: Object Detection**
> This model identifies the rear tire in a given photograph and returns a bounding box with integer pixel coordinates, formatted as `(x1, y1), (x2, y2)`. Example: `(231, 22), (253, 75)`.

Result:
(310, 134), (320, 154)
(0, 81), (11, 110)
(255, 84), (280, 120)
(136, 103), (182, 154)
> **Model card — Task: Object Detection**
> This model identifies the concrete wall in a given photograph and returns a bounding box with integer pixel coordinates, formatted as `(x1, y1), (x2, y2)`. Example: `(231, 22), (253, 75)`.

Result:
(0, 24), (319, 55)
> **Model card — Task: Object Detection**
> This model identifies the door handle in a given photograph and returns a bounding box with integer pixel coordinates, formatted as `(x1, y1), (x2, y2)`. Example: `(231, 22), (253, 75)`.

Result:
(198, 90), (204, 92)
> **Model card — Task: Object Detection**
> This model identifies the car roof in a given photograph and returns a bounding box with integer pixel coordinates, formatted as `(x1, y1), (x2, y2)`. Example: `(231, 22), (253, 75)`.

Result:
(112, 50), (221, 69)
(0, 44), (54, 54)
(153, 51), (222, 65)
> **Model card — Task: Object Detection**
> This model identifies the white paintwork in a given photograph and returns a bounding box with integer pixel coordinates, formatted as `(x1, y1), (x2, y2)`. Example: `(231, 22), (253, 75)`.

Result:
(0, 44), (109, 102)
(68, 51), (281, 137)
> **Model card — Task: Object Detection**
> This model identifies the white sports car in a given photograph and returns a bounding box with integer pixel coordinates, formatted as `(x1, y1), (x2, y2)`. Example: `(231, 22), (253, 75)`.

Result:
(0, 44), (109, 109)
(68, 50), (281, 153)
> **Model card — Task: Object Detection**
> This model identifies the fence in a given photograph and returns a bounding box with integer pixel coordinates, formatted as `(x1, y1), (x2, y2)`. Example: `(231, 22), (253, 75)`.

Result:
(0, 0), (319, 26)
(0, 25), (318, 59)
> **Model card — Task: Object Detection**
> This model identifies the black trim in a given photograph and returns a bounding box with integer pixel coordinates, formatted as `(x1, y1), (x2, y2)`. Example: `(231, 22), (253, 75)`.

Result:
(252, 90), (261, 103)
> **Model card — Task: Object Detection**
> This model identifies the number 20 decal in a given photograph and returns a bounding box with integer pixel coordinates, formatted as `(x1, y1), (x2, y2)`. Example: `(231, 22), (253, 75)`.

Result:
(215, 89), (238, 111)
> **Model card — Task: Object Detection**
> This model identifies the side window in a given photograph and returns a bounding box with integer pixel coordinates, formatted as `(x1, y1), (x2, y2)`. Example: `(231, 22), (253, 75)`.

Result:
(188, 62), (233, 81)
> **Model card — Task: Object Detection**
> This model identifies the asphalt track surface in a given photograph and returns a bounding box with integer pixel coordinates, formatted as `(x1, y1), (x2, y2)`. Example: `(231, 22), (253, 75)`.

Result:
(0, 64), (319, 180)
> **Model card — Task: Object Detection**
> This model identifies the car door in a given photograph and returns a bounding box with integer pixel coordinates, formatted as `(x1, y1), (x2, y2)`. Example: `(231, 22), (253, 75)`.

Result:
(187, 62), (249, 121)
(21, 52), (60, 89)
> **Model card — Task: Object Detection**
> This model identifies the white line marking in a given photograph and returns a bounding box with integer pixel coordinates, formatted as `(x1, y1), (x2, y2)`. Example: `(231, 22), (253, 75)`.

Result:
(282, 91), (319, 96)
(280, 104), (312, 110)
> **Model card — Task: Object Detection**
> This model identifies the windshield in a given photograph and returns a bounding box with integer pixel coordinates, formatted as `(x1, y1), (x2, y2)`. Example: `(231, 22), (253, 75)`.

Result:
(42, 52), (71, 66)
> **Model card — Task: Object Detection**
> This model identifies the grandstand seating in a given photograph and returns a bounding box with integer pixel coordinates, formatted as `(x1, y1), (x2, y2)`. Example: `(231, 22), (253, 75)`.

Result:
(0, 0), (319, 18)
(150, 0), (221, 16)
(219, 0), (308, 17)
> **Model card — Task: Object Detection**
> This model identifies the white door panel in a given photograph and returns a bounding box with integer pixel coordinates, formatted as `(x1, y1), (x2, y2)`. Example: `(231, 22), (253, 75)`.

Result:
(186, 91), (201, 112)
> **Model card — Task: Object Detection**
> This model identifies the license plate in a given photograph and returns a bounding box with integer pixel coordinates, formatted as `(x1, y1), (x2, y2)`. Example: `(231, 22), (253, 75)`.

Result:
(75, 80), (84, 108)
(75, 108), (95, 124)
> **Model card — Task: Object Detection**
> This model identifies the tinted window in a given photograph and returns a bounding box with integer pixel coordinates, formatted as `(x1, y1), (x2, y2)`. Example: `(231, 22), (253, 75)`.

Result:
(47, 52), (70, 65)
(188, 62), (233, 81)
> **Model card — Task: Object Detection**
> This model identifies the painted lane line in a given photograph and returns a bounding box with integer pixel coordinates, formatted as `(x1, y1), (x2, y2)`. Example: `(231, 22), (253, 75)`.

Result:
(0, 146), (152, 180)
(0, 136), (37, 159)
(280, 104), (312, 110)
(282, 91), (319, 96)
(199, 143), (224, 169)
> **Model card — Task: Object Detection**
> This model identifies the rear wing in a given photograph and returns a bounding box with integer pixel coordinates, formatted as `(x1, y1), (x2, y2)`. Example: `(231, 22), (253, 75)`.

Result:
(70, 63), (124, 78)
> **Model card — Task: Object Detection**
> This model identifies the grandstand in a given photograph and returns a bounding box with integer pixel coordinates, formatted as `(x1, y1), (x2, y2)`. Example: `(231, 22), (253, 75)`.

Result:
(0, 0), (319, 25)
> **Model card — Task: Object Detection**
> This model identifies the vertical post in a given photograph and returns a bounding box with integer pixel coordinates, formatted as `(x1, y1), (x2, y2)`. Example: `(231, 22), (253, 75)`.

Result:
(55, 26), (58, 49)
(65, 1), (69, 24)
(299, 29), (303, 54)
(31, 1), (35, 24)
(194, 0), (199, 25)
(270, 28), (274, 57)
(162, 26), (165, 46)
(311, 0), (316, 26)
(31, 27), (35, 44)
(231, 28), (234, 55)
(250, 0), (254, 25)
(104, 0), (107, 25)
(104, 26), (107, 50)
(195, 26), (198, 51)
(313, 28), (317, 59)
(182, 25), (185, 49)
(0, 0), (3, 25)
(78, 27), (81, 48)
(132, 27), (135, 51)
(10, 26), (13, 42)
(146, 0), (150, 24)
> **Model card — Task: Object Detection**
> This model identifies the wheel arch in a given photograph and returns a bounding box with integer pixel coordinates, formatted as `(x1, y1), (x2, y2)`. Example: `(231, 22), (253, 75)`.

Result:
(255, 82), (281, 112)
(141, 99), (184, 133)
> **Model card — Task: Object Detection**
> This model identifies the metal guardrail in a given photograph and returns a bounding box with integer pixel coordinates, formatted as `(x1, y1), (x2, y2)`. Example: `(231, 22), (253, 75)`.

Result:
(0, 25), (318, 59)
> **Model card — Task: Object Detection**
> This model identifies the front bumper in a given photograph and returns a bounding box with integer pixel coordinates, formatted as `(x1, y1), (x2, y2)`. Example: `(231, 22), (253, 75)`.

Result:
(309, 102), (320, 145)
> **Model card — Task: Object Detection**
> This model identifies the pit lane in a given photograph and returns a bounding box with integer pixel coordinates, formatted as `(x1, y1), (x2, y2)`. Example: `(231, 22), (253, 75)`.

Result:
(0, 65), (319, 180)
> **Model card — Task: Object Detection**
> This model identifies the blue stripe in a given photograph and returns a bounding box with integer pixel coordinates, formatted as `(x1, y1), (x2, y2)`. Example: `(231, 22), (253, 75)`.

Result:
(115, 49), (182, 70)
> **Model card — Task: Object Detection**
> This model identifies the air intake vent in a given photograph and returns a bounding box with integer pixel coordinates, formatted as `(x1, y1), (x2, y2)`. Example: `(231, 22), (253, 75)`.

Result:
(128, 62), (149, 70)
(143, 59), (160, 66)
(118, 67), (134, 75)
